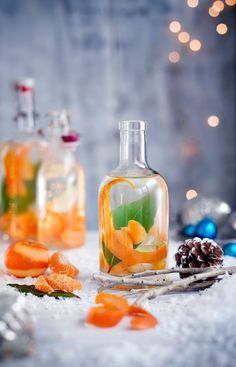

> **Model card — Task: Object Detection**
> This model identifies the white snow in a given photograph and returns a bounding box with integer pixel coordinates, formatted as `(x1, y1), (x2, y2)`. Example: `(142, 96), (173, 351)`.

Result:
(0, 232), (236, 367)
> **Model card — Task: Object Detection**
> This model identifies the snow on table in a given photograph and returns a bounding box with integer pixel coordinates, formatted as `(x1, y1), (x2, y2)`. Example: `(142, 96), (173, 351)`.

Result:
(0, 232), (236, 367)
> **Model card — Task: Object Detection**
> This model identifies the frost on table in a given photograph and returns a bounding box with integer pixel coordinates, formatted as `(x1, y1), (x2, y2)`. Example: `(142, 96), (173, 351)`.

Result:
(0, 232), (236, 367)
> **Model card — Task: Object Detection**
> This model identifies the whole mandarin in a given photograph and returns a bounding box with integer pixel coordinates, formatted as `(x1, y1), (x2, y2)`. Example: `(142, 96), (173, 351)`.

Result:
(5, 240), (49, 278)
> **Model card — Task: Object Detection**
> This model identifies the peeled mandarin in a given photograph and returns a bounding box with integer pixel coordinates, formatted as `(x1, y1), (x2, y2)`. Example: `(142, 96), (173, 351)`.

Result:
(4, 240), (49, 278)
(49, 252), (79, 278)
(35, 275), (54, 293)
(46, 273), (82, 292)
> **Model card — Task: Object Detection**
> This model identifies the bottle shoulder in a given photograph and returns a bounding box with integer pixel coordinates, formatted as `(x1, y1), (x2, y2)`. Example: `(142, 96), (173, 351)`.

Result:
(108, 163), (166, 181)
(99, 170), (168, 193)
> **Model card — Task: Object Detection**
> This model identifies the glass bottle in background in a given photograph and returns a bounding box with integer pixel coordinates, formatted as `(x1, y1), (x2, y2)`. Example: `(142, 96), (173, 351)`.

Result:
(0, 78), (46, 241)
(99, 120), (169, 276)
(37, 111), (86, 249)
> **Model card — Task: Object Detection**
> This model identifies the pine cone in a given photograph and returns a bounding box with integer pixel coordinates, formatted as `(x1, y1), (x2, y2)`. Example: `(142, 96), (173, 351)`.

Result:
(175, 237), (223, 277)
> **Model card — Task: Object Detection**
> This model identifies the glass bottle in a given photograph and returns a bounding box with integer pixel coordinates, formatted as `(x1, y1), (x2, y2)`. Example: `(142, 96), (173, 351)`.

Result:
(99, 120), (169, 276)
(0, 78), (45, 241)
(37, 111), (86, 249)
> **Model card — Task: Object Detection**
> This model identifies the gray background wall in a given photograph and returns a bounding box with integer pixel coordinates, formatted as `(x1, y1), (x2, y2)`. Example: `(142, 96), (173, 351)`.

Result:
(0, 0), (235, 229)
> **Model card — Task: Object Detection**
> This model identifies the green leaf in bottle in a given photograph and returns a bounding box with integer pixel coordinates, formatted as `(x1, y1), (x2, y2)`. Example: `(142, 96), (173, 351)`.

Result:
(111, 191), (156, 233)
(1, 162), (40, 214)
(102, 241), (122, 271)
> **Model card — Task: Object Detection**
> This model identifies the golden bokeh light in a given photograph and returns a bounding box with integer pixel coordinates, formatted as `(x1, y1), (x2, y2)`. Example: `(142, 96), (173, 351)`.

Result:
(168, 51), (180, 63)
(189, 39), (201, 51)
(178, 31), (190, 43)
(225, 0), (236, 6)
(213, 1), (224, 11)
(208, 7), (220, 17)
(216, 23), (228, 34)
(187, 0), (199, 8)
(208, 115), (220, 127)
(169, 21), (181, 33)
(186, 189), (198, 200)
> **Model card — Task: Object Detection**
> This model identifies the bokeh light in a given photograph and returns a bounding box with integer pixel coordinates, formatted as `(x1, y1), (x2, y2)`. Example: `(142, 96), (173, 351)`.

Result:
(225, 0), (236, 6)
(187, 0), (199, 8)
(168, 51), (180, 63)
(186, 189), (198, 200)
(216, 23), (228, 35)
(189, 39), (201, 51)
(178, 32), (190, 43)
(208, 7), (220, 17)
(169, 21), (181, 33)
(213, 1), (224, 12)
(208, 115), (220, 127)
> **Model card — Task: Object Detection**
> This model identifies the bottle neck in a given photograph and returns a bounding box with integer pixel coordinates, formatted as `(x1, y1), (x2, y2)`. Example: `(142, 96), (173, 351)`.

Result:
(14, 87), (36, 133)
(119, 129), (148, 167)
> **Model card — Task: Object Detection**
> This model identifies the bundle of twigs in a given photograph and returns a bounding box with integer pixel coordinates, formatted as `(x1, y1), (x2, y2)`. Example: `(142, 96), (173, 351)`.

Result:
(93, 266), (236, 305)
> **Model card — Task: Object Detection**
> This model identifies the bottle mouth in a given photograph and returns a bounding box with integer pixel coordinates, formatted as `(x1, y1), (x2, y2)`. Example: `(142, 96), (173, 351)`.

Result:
(119, 120), (147, 131)
(15, 78), (35, 92)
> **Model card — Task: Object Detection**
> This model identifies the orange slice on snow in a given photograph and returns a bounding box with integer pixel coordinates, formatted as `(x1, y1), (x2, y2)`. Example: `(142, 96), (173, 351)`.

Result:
(49, 252), (79, 278)
(86, 306), (124, 328)
(46, 273), (82, 293)
(128, 305), (158, 330)
(35, 275), (54, 293)
(96, 292), (129, 313)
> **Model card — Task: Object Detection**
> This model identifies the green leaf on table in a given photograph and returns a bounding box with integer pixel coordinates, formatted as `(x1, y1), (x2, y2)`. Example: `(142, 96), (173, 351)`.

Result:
(7, 284), (80, 299)
(1, 163), (40, 214)
(111, 191), (156, 232)
(102, 241), (121, 270)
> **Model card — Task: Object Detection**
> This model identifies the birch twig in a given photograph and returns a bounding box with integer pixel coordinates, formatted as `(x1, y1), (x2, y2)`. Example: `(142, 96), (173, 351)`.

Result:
(134, 267), (236, 305)
(125, 266), (235, 278)
(93, 272), (172, 288)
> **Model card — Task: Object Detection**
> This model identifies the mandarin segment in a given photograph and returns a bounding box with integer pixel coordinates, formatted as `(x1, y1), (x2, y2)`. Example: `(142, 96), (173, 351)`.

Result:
(35, 275), (54, 293)
(126, 220), (147, 244)
(49, 252), (79, 278)
(4, 240), (49, 278)
(46, 273), (82, 292)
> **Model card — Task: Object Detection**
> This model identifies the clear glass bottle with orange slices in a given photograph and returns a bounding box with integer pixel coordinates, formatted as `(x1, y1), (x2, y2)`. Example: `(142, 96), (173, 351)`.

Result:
(99, 120), (169, 276)
(37, 111), (86, 249)
(0, 78), (46, 241)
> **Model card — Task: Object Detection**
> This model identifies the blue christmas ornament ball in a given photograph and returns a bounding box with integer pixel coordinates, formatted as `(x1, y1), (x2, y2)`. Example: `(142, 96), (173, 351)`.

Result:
(223, 242), (236, 257)
(195, 217), (218, 239)
(181, 224), (196, 237)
